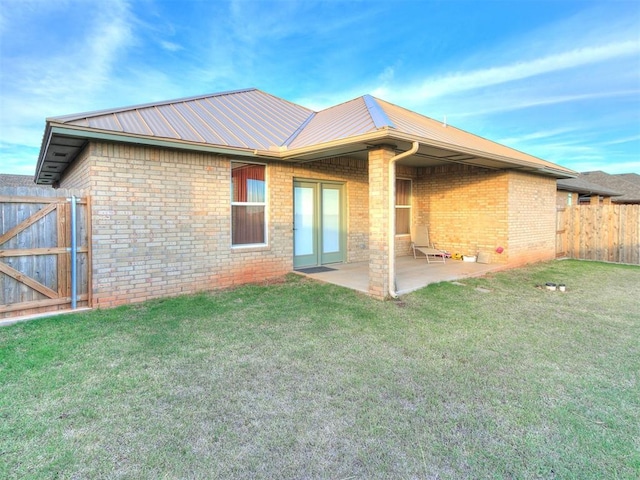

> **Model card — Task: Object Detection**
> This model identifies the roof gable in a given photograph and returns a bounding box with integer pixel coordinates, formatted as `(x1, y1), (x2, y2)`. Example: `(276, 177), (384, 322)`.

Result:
(287, 96), (385, 149)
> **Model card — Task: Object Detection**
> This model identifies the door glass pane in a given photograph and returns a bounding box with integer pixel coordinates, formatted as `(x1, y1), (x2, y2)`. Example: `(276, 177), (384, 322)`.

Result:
(294, 186), (314, 256)
(322, 188), (340, 254)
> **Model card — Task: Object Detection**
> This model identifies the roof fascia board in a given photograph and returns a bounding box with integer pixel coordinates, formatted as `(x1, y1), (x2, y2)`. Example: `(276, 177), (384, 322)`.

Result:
(384, 131), (576, 176)
(42, 124), (575, 178)
(34, 124), (54, 182)
(403, 135), (575, 177)
(280, 129), (394, 158)
(281, 129), (575, 177)
(48, 125), (263, 158)
(363, 95), (395, 129)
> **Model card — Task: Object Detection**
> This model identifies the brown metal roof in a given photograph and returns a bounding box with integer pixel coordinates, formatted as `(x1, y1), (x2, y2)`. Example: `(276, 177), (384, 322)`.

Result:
(287, 97), (379, 148)
(35, 88), (575, 184)
(375, 98), (571, 174)
(59, 88), (314, 150)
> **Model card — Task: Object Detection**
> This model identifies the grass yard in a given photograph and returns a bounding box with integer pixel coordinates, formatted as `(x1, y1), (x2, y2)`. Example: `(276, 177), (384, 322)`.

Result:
(1, 260), (639, 479)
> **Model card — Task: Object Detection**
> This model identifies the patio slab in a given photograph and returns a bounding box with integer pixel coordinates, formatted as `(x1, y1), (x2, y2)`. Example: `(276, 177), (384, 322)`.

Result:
(296, 255), (503, 296)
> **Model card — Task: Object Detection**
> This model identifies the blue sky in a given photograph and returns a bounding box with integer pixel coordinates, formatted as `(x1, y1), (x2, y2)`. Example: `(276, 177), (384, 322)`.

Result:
(1, 0), (638, 176)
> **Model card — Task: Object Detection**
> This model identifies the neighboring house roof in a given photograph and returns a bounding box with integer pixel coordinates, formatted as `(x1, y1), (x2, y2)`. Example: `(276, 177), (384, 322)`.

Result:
(617, 173), (640, 187)
(581, 171), (640, 203)
(557, 175), (621, 197)
(0, 174), (35, 187)
(35, 88), (576, 185)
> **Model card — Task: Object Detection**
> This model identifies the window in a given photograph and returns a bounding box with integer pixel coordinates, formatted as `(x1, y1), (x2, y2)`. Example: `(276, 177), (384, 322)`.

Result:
(395, 179), (411, 235)
(231, 162), (266, 245)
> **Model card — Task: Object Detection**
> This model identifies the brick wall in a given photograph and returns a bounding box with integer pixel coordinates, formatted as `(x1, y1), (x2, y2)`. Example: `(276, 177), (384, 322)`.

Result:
(415, 164), (556, 266)
(557, 190), (575, 207)
(416, 164), (509, 264)
(59, 145), (92, 192)
(507, 172), (557, 266)
(367, 146), (395, 298)
(60, 143), (292, 307)
(59, 141), (558, 307)
(60, 143), (371, 307)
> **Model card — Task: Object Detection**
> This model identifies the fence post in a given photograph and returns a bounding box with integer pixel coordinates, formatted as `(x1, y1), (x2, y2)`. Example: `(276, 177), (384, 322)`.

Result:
(71, 195), (77, 309)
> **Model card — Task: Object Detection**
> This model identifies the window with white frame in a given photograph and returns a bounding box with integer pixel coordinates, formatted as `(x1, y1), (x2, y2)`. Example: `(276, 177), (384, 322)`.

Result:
(231, 162), (266, 245)
(395, 178), (411, 235)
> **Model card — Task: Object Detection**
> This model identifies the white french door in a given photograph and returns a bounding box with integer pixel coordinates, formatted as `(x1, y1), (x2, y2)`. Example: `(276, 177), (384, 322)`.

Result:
(293, 181), (345, 268)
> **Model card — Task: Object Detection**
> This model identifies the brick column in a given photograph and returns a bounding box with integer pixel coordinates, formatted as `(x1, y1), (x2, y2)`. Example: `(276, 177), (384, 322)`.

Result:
(368, 146), (395, 299)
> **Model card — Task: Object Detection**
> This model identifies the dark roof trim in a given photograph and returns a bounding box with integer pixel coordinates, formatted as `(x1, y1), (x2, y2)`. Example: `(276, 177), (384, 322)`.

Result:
(557, 177), (621, 196)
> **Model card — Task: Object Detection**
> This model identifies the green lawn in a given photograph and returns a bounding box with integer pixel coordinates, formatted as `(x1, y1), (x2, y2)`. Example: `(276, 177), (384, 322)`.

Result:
(1, 260), (639, 479)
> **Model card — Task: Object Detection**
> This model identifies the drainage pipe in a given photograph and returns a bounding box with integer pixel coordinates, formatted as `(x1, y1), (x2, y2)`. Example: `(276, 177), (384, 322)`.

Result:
(388, 141), (420, 299)
(70, 195), (77, 309)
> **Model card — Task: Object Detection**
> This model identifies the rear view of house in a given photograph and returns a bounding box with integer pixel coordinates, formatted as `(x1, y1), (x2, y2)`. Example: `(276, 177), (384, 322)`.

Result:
(34, 88), (575, 307)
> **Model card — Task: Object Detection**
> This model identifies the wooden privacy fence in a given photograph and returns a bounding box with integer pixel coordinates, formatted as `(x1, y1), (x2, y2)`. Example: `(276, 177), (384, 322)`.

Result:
(1, 187), (91, 318)
(557, 204), (640, 264)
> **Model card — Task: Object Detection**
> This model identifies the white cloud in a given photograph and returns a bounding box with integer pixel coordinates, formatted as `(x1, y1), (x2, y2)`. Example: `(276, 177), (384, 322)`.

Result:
(1, 0), (638, 176)
(599, 135), (640, 146)
(496, 127), (581, 145)
(378, 41), (639, 105)
(454, 89), (640, 119)
(0, 0), (140, 172)
(160, 40), (182, 52)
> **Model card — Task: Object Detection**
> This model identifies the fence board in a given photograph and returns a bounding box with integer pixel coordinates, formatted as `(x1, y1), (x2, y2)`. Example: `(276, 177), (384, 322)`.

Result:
(0, 186), (89, 318)
(558, 205), (640, 264)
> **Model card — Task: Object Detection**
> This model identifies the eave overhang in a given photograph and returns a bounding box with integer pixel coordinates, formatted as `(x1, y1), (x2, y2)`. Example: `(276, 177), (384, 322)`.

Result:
(279, 129), (577, 179)
(35, 122), (576, 185)
(35, 124), (278, 185)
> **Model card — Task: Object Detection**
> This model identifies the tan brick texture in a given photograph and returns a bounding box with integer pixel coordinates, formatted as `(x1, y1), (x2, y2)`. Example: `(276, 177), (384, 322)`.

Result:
(415, 164), (556, 266)
(60, 142), (557, 307)
(61, 143), (370, 307)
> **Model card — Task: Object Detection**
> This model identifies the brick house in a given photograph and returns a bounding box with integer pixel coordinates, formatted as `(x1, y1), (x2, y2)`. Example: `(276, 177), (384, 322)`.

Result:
(557, 175), (621, 206)
(35, 88), (575, 305)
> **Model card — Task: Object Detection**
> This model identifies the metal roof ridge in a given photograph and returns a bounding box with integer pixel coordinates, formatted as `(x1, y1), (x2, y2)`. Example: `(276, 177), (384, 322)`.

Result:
(48, 88), (259, 123)
(280, 112), (317, 148)
(363, 95), (395, 129)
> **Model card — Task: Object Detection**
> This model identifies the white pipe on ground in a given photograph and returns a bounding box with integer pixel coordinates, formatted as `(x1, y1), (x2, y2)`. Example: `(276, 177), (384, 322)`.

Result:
(388, 141), (420, 299)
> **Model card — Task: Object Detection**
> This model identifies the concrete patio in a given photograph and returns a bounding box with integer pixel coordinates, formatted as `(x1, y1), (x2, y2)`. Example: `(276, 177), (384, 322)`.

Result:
(296, 255), (503, 296)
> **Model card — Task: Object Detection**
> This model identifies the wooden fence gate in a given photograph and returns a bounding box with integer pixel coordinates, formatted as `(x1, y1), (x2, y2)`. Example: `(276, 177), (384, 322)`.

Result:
(557, 204), (640, 264)
(1, 188), (91, 319)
